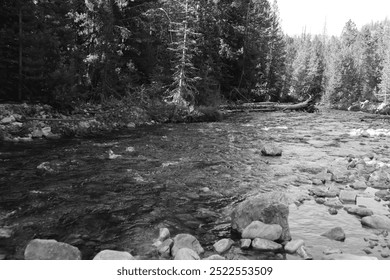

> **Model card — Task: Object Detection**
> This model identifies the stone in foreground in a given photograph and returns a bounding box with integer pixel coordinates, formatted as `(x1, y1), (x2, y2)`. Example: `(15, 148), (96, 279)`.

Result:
(158, 228), (170, 242)
(174, 248), (200, 260)
(284, 239), (305, 254)
(93, 250), (134, 260)
(213, 239), (234, 254)
(24, 239), (81, 260)
(241, 221), (282, 241)
(158, 239), (174, 258)
(171, 234), (204, 257)
(339, 190), (357, 204)
(321, 227), (346, 241)
(251, 238), (282, 251)
(323, 253), (377, 260)
(361, 215), (390, 230)
(231, 191), (291, 241)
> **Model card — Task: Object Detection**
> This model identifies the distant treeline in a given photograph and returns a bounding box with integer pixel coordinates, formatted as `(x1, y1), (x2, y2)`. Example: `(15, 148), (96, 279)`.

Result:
(1, 0), (389, 109)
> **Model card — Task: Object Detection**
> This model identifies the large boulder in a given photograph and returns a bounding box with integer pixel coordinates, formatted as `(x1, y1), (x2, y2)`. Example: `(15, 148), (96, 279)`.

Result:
(93, 250), (134, 260)
(231, 191), (291, 241)
(171, 234), (204, 257)
(24, 239), (81, 260)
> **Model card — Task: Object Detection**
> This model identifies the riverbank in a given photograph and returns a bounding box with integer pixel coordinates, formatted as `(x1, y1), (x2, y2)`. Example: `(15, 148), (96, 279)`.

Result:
(0, 101), (222, 143)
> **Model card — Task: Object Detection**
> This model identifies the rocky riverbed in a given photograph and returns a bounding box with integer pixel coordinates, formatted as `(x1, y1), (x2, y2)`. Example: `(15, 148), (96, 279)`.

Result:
(1, 109), (390, 260)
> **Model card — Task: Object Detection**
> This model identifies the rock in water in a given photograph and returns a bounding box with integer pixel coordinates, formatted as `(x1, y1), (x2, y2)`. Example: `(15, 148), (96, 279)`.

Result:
(344, 206), (373, 217)
(251, 238), (282, 251)
(339, 190), (357, 203)
(24, 239), (81, 260)
(241, 221), (282, 241)
(171, 234), (204, 257)
(321, 227), (346, 241)
(361, 215), (390, 230)
(213, 239), (234, 254)
(158, 228), (170, 242)
(284, 239), (305, 254)
(93, 250), (134, 260)
(261, 144), (282, 157)
(0, 227), (13, 239)
(174, 248), (200, 260)
(323, 253), (377, 260)
(231, 191), (291, 241)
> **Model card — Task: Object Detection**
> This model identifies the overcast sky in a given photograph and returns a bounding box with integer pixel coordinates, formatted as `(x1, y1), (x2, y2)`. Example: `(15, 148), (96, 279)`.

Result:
(277, 0), (390, 36)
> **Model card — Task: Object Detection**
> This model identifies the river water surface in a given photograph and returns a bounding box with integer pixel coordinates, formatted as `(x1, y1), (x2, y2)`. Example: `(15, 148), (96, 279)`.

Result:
(1, 109), (390, 259)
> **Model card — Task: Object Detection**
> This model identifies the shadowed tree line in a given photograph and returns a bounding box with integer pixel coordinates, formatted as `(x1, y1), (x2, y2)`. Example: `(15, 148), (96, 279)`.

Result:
(1, 0), (389, 112)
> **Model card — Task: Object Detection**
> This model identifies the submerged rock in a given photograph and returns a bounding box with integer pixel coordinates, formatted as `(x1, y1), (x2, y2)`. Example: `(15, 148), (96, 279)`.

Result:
(174, 248), (200, 260)
(213, 239), (234, 254)
(361, 215), (390, 230)
(251, 238), (282, 251)
(321, 227), (346, 241)
(323, 197), (343, 208)
(171, 234), (204, 257)
(24, 239), (81, 260)
(231, 191), (291, 241)
(339, 190), (357, 204)
(0, 227), (13, 239)
(349, 180), (368, 190)
(93, 250), (134, 260)
(241, 221), (282, 241)
(261, 144), (282, 157)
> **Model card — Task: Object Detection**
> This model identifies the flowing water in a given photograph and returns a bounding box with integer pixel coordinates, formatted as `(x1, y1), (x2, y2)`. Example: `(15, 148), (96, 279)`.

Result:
(1, 109), (390, 260)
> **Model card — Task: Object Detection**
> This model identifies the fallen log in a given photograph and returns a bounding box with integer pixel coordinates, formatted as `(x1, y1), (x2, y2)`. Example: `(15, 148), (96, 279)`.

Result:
(220, 97), (316, 113)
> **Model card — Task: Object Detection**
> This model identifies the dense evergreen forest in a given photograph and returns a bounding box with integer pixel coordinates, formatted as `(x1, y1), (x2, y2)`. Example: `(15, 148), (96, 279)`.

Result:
(1, 0), (390, 111)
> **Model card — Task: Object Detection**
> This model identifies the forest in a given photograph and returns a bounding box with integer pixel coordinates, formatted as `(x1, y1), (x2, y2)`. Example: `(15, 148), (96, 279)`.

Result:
(1, 0), (390, 113)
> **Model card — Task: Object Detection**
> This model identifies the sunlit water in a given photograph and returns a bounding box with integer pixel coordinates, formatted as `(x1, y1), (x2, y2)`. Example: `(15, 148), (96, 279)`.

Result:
(1, 109), (390, 259)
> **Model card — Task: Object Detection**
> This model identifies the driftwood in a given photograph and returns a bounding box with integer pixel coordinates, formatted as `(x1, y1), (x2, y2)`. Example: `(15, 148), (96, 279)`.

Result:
(26, 117), (94, 122)
(220, 97), (317, 113)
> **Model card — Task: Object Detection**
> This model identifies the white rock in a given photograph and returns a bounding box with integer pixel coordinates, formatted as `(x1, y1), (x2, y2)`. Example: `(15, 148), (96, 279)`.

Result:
(41, 127), (51, 137)
(171, 234), (204, 257)
(157, 239), (173, 258)
(251, 238), (282, 251)
(126, 146), (135, 153)
(284, 239), (305, 254)
(0, 116), (15, 124)
(0, 227), (13, 238)
(242, 221), (282, 241)
(158, 228), (170, 242)
(213, 239), (234, 254)
(93, 250), (134, 260)
(174, 248), (200, 260)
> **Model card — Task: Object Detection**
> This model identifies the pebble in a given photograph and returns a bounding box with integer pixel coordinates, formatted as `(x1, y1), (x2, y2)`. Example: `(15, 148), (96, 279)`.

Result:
(261, 144), (282, 157)
(315, 198), (326, 204)
(328, 208), (338, 215)
(381, 252), (389, 258)
(323, 198), (343, 208)
(345, 206), (373, 217)
(363, 248), (373, 254)
(240, 239), (252, 249)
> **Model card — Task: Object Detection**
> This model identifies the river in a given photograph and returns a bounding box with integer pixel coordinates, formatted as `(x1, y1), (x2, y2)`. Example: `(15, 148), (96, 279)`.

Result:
(1, 109), (390, 259)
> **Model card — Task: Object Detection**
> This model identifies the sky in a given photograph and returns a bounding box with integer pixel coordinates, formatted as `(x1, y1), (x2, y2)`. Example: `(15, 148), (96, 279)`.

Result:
(277, 0), (390, 36)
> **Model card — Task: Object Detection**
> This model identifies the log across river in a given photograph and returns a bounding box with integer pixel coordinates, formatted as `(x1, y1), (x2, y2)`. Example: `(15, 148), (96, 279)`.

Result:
(1, 109), (390, 259)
